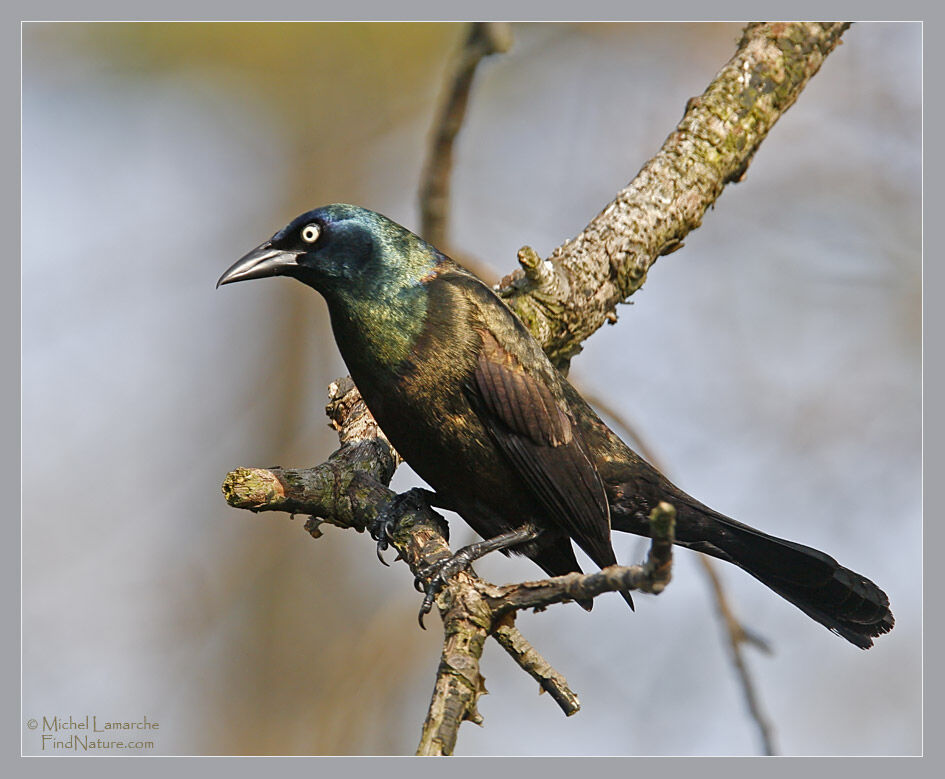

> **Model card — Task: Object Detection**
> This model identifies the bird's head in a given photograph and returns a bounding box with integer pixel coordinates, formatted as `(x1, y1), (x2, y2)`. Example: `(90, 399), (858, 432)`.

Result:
(217, 204), (439, 302)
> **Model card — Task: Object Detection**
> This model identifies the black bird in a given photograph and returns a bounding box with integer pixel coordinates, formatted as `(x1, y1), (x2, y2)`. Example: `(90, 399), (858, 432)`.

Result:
(218, 204), (894, 648)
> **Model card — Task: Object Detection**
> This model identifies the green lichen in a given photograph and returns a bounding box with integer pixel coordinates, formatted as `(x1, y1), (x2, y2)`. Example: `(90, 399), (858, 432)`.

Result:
(221, 467), (286, 510)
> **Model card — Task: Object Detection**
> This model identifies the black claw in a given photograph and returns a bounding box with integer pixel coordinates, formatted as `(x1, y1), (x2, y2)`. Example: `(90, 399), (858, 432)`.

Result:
(376, 541), (390, 567)
(412, 576), (437, 625)
(410, 552), (471, 627)
(370, 488), (435, 568)
(372, 521), (392, 566)
(369, 511), (398, 567)
(422, 589), (436, 615)
(418, 594), (436, 628)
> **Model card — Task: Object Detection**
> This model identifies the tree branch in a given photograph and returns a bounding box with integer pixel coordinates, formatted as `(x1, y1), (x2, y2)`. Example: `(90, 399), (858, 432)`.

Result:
(223, 379), (673, 756)
(221, 22), (852, 754)
(497, 22), (850, 370)
(490, 614), (580, 717)
(485, 503), (675, 615)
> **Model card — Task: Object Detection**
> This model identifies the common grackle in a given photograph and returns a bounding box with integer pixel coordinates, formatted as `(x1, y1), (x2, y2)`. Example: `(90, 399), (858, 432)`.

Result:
(218, 204), (894, 648)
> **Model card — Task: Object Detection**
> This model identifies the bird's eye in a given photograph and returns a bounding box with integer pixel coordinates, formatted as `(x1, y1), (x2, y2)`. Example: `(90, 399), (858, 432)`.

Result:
(300, 223), (321, 243)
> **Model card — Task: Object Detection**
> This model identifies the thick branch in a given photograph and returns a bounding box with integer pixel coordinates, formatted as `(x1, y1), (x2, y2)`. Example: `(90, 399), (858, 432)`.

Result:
(415, 565), (491, 756)
(496, 22), (851, 369)
(221, 377), (397, 531)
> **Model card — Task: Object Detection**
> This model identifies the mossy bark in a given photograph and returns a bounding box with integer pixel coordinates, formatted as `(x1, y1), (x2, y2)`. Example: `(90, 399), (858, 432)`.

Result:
(496, 22), (851, 370)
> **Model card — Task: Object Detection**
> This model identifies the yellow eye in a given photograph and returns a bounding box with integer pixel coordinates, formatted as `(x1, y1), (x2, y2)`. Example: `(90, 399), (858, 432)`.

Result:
(301, 223), (320, 243)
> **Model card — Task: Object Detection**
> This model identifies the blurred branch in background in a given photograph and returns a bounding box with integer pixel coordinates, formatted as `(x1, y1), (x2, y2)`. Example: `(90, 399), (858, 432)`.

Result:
(419, 22), (512, 261)
(699, 554), (777, 754)
(222, 22), (854, 754)
(584, 387), (777, 755)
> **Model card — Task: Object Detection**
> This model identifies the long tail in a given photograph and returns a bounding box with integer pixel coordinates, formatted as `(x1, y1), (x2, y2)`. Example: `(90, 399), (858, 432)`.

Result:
(562, 382), (894, 648)
(609, 483), (894, 648)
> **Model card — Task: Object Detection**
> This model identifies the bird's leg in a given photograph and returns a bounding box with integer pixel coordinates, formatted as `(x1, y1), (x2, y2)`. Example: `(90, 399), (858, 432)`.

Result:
(370, 487), (446, 566)
(415, 525), (542, 627)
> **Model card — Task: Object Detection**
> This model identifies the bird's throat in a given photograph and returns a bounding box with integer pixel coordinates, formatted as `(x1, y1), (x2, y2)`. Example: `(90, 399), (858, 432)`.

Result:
(327, 283), (429, 376)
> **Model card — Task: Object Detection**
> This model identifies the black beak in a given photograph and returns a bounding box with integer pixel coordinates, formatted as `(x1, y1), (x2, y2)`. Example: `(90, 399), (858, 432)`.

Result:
(216, 242), (303, 288)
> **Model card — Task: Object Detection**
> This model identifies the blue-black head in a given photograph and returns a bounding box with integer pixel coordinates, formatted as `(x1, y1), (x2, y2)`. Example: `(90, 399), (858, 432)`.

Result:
(217, 204), (438, 302)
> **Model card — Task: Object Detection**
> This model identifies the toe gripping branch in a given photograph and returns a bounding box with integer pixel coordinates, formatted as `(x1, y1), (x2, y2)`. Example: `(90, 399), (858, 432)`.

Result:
(371, 488), (444, 567)
(412, 526), (542, 627)
(370, 487), (457, 626)
(221, 381), (680, 749)
(374, 488), (677, 628)
(372, 488), (542, 627)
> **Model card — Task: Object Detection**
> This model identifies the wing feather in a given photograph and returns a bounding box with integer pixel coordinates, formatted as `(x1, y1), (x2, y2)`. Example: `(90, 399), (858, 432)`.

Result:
(469, 328), (615, 568)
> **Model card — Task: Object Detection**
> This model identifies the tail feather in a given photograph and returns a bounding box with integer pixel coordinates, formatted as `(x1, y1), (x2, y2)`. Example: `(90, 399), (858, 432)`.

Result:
(560, 382), (894, 648)
(612, 496), (894, 648)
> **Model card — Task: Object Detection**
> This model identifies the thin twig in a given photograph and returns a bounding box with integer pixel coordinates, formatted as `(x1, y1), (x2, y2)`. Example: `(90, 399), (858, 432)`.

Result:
(486, 503), (675, 615)
(490, 615), (580, 716)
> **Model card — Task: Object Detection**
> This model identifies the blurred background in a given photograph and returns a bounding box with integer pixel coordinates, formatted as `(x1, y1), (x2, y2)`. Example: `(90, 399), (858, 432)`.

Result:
(22, 22), (920, 755)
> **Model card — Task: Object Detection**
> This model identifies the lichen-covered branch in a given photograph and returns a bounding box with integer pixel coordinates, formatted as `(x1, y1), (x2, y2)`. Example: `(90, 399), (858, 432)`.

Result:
(415, 565), (491, 756)
(490, 614), (580, 717)
(221, 377), (397, 531)
(496, 22), (851, 370)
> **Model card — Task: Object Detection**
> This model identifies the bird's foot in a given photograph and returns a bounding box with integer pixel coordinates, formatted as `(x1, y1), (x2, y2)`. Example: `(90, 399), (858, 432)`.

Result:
(412, 549), (480, 628)
(413, 525), (542, 628)
(369, 487), (439, 566)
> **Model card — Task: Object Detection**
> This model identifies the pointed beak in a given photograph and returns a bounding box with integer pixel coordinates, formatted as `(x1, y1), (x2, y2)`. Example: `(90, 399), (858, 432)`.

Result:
(216, 242), (304, 288)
